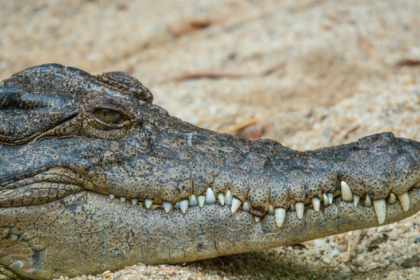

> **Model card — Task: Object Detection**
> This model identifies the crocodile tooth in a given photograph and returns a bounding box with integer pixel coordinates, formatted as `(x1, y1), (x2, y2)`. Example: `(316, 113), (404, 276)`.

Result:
(290, 204), (295, 211)
(388, 193), (397, 204)
(174, 202), (180, 209)
(254, 216), (261, 222)
(312, 198), (320, 211)
(206, 188), (216, 204)
(328, 193), (334, 204)
(365, 194), (372, 207)
(275, 208), (286, 227)
(109, 194), (115, 200)
(295, 202), (304, 219)
(163, 202), (172, 213)
(243, 202), (250, 212)
(341, 181), (353, 201)
(231, 198), (241, 213)
(198, 195), (206, 207)
(189, 195), (198, 206)
(131, 199), (138, 205)
(180, 199), (189, 213)
(354, 195), (360, 207)
(120, 197), (126, 202)
(145, 199), (153, 209)
(397, 192), (410, 212)
(323, 194), (330, 206)
(269, 205), (275, 215)
(373, 199), (386, 224)
(225, 190), (232, 205)
(218, 193), (225, 205)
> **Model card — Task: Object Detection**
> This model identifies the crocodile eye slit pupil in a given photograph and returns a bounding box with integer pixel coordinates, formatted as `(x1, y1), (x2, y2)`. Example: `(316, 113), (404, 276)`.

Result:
(93, 109), (125, 125)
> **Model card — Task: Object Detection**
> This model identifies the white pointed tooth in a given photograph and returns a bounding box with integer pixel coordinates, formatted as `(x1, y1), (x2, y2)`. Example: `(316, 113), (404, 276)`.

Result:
(131, 198), (138, 205)
(109, 194), (115, 200)
(225, 190), (232, 205)
(269, 205), (275, 215)
(341, 181), (353, 201)
(231, 198), (241, 213)
(243, 202), (250, 212)
(198, 195), (206, 207)
(328, 193), (334, 204)
(312, 198), (320, 212)
(254, 216), (261, 222)
(174, 202), (180, 209)
(218, 193), (225, 205)
(180, 199), (189, 213)
(323, 194), (330, 206)
(388, 193), (397, 204)
(120, 196), (126, 202)
(145, 199), (153, 209)
(206, 188), (216, 204)
(290, 203), (295, 211)
(397, 192), (410, 212)
(373, 199), (386, 224)
(275, 208), (286, 227)
(365, 194), (372, 207)
(163, 202), (172, 213)
(295, 202), (304, 219)
(189, 195), (198, 206)
(353, 194), (360, 207)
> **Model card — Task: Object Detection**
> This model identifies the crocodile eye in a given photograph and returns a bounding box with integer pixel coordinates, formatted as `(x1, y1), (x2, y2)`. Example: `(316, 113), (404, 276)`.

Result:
(93, 109), (125, 125)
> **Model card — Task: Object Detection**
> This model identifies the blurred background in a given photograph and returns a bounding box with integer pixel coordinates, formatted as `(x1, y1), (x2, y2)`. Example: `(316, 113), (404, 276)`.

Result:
(1, 0), (420, 279)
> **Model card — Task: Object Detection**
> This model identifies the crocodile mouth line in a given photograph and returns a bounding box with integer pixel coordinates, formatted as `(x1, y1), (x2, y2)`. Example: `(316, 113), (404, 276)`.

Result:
(102, 182), (420, 226)
(1, 178), (418, 228)
(0, 182), (83, 208)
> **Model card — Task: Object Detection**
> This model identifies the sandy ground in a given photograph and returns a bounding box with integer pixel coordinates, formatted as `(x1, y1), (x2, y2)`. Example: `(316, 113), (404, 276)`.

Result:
(1, 0), (420, 279)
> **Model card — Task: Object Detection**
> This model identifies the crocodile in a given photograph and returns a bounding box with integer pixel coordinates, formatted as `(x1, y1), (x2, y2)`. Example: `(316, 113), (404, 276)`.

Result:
(0, 64), (419, 279)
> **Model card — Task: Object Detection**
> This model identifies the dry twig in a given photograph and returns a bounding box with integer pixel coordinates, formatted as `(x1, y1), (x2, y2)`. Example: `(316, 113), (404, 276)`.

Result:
(162, 61), (285, 84)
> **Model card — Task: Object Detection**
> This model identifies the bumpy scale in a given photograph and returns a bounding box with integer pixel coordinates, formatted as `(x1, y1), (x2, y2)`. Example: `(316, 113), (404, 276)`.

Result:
(0, 64), (420, 279)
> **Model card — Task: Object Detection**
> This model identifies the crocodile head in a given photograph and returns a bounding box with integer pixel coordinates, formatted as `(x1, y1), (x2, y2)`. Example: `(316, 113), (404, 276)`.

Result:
(1, 64), (420, 279)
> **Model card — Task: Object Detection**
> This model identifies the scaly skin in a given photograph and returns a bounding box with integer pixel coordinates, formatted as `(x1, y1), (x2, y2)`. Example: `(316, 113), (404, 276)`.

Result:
(0, 64), (420, 279)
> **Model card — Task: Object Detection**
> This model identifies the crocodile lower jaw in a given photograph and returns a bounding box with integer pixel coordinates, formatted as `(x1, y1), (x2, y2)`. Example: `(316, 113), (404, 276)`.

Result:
(1, 187), (419, 278)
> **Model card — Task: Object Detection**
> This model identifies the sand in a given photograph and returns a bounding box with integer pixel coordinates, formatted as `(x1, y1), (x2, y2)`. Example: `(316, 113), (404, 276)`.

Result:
(1, 0), (420, 279)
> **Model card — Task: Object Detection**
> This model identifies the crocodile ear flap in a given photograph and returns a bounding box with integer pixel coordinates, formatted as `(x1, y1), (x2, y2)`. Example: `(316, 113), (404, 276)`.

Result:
(0, 86), (74, 145)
